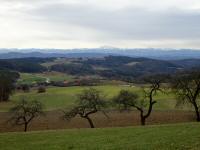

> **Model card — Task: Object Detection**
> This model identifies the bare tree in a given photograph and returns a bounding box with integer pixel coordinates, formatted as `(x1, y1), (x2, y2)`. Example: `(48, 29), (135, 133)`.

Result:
(63, 88), (107, 128)
(8, 98), (44, 132)
(113, 78), (162, 125)
(171, 71), (200, 122)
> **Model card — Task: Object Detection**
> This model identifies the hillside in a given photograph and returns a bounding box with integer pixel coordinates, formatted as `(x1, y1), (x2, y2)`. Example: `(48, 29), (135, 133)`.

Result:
(0, 58), (53, 73)
(0, 123), (199, 150)
(1, 56), (200, 83)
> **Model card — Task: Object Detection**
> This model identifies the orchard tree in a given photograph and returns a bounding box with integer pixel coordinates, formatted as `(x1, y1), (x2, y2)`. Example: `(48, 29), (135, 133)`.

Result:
(63, 88), (107, 128)
(113, 78), (162, 125)
(171, 71), (200, 122)
(113, 90), (139, 111)
(8, 98), (44, 132)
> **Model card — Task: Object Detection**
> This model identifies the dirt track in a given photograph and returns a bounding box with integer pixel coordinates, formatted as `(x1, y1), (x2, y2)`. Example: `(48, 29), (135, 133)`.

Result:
(0, 110), (195, 132)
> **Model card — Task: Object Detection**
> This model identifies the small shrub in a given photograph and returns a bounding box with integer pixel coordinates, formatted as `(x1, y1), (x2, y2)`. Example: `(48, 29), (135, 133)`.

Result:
(37, 86), (46, 93)
(21, 84), (30, 92)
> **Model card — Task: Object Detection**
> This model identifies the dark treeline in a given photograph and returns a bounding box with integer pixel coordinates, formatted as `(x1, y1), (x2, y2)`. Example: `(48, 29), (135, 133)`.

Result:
(0, 58), (54, 73)
(51, 63), (95, 75)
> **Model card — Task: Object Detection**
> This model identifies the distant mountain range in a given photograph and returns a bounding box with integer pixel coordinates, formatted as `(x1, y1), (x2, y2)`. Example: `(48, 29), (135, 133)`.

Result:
(1, 48), (200, 60)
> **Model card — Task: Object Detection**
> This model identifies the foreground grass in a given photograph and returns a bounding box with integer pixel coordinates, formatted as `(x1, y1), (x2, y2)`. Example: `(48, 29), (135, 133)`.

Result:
(0, 123), (199, 150)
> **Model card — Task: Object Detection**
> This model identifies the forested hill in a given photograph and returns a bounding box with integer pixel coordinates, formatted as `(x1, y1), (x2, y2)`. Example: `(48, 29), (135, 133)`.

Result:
(0, 56), (199, 82)
(0, 58), (53, 73)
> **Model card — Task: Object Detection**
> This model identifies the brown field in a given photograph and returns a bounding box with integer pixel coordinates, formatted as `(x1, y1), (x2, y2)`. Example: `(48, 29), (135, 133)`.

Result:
(0, 110), (195, 132)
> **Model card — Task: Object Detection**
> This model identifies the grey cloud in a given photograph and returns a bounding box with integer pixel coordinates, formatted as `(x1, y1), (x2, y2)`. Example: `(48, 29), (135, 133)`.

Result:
(27, 3), (200, 41)
(1, 0), (200, 48)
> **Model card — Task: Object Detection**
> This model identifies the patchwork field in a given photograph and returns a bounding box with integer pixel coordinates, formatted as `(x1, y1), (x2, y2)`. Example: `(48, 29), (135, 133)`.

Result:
(0, 123), (199, 150)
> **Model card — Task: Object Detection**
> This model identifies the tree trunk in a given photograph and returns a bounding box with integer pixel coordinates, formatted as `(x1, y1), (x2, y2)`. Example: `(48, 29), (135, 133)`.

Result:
(0, 87), (3, 102)
(193, 104), (200, 122)
(141, 117), (146, 126)
(24, 123), (28, 132)
(139, 110), (146, 126)
(85, 116), (94, 128)
(196, 113), (200, 122)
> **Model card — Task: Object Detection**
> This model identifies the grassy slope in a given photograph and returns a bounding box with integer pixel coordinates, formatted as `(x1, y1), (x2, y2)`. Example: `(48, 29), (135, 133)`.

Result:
(0, 123), (199, 150)
(0, 85), (176, 112)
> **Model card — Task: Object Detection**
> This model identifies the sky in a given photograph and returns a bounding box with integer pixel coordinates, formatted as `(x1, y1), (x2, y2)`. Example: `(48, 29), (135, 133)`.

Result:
(0, 0), (200, 49)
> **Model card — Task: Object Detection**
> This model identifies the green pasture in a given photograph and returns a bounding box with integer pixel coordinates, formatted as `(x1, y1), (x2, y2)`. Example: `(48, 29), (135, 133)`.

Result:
(17, 73), (74, 85)
(0, 85), (179, 112)
(17, 73), (46, 84)
(0, 123), (199, 150)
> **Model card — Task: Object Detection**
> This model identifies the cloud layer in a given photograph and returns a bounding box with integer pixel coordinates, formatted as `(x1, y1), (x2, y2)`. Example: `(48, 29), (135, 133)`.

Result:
(0, 0), (200, 49)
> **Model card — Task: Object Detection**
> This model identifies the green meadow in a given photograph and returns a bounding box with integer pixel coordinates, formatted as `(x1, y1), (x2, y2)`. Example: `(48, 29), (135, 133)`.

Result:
(0, 85), (178, 112)
(17, 73), (74, 85)
(0, 123), (199, 150)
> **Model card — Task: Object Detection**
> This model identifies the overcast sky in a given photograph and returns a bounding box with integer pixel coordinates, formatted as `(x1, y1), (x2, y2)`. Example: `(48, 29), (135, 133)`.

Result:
(0, 0), (200, 49)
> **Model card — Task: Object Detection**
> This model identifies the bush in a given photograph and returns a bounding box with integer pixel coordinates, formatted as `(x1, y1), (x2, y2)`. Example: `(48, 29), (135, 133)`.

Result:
(21, 84), (30, 92)
(37, 86), (46, 93)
